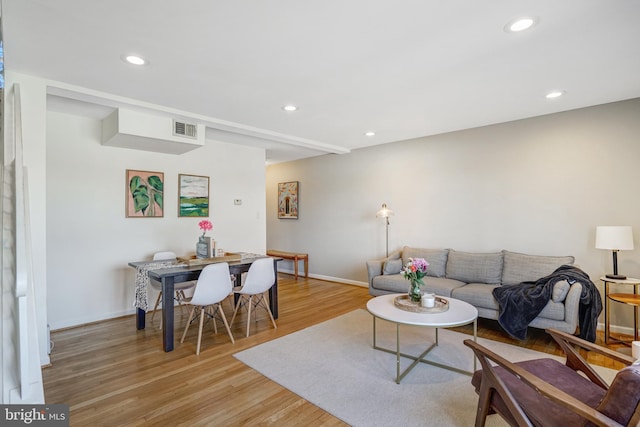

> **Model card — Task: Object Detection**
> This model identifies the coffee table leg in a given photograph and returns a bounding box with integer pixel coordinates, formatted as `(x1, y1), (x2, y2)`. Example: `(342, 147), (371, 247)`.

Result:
(372, 316), (377, 348)
(396, 324), (401, 383)
(473, 319), (478, 372)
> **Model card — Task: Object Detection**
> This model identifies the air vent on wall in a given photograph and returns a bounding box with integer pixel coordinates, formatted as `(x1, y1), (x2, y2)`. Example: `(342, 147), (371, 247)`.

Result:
(173, 120), (198, 139)
(101, 109), (205, 154)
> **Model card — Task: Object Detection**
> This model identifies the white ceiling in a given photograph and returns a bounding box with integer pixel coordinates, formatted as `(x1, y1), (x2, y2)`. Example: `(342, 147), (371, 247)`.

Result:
(3, 0), (640, 163)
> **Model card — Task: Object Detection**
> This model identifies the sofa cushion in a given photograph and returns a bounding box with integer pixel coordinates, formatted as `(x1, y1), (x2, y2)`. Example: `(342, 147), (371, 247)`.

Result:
(402, 247), (448, 277)
(450, 283), (566, 320)
(421, 276), (467, 298)
(446, 250), (503, 284)
(501, 251), (575, 286)
(383, 258), (403, 275)
(451, 283), (499, 310)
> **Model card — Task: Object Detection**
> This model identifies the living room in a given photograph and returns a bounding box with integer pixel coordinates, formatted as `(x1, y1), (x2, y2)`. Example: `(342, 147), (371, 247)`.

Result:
(2, 1), (640, 425)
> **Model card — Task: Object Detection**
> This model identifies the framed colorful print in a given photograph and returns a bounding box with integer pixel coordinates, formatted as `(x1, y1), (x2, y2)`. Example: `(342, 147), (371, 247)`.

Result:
(178, 174), (210, 217)
(126, 169), (164, 218)
(278, 181), (299, 219)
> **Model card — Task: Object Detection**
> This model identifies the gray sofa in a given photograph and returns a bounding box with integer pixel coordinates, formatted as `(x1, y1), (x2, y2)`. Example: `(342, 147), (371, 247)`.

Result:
(366, 246), (582, 334)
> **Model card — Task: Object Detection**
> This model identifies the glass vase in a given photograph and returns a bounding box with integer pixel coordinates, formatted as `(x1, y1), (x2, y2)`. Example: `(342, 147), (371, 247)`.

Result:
(408, 280), (422, 303)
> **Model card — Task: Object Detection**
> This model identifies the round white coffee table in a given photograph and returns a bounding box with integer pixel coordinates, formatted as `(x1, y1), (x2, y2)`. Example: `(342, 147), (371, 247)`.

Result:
(366, 293), (478, 383)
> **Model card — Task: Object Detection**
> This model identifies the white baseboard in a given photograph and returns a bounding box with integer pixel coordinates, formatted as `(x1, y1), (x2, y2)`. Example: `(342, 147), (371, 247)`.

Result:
(50, 309), (136, 331)
(597, 321), (636, 337)
(276, 268), (368, 288)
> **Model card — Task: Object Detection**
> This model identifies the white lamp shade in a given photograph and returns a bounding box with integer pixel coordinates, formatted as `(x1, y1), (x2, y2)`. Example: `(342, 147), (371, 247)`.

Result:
(595, 226), (634, 250)
(376, 203), (394, 218)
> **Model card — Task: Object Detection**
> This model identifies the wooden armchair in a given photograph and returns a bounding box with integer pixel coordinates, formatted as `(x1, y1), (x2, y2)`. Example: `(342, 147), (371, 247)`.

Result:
(464, 329), (640, 427)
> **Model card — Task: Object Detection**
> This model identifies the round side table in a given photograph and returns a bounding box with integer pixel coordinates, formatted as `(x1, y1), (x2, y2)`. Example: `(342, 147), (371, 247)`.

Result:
(600, 276), (640, 344)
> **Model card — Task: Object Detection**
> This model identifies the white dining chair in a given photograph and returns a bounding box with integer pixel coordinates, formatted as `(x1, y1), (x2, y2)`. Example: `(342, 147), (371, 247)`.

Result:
(180, 262), (235, 354)
(230, 257), (277, 337)
(149, 251), (196, 328)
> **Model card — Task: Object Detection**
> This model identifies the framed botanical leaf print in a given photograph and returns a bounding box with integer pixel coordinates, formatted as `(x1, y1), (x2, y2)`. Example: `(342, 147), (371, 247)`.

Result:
(126, 169), (164, 217)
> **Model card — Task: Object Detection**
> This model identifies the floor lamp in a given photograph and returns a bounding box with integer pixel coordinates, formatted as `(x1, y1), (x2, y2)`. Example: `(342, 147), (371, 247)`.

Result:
(595, 226), (634, 280)
(376, 203), (394, 257)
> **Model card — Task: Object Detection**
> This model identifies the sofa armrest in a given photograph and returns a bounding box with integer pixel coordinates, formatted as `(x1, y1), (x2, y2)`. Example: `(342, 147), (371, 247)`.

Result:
(366, 250), (401, 286)
(366, 259), (384, 286)
(559, 281), (583, 334)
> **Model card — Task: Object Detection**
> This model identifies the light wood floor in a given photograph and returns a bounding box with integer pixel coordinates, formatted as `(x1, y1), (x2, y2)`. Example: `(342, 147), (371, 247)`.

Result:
(43, 275), (630, 426)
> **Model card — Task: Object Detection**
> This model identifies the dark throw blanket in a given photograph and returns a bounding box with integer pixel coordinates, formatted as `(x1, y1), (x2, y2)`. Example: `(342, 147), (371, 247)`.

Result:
(492, 265), (602, 342)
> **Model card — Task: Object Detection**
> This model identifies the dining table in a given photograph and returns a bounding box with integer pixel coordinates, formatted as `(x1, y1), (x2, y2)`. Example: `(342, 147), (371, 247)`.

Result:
(128, 255), (281, 352)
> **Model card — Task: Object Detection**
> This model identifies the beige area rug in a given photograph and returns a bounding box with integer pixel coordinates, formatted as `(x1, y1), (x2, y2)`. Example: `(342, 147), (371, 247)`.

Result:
(234, 309), (616, 427)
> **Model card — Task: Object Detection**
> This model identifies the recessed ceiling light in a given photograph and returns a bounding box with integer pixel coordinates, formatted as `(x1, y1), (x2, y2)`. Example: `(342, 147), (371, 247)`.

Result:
(504, 16), (538, 33)
(121, 54), (147, 66)
(364, 131), (376, 137)
(546, 90), (566, 99)
(282, 105), (298, 112)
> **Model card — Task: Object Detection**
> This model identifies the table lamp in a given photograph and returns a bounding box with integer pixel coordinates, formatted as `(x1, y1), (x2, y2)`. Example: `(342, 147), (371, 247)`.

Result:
(595, 226), (634, 280)
(376, 203), (394, 257)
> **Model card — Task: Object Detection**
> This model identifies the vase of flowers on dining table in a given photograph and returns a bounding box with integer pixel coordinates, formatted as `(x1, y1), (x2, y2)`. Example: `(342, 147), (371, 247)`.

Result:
(196, 219), (213, 258)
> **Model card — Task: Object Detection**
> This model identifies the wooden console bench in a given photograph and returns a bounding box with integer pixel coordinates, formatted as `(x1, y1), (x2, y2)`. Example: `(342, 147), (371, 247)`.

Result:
(266, 250), (308, 279)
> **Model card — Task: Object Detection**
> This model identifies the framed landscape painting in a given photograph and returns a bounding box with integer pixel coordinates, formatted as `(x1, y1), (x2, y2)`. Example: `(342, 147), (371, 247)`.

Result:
(278, 181), (299, 219)
(126, 169), (164, 218)
(179, 174), (210, 217)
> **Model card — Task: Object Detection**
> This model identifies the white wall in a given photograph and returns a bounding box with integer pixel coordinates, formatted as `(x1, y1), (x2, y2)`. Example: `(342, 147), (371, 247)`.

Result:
(46, 109), (266, 330)
(267, 98), (640, 332)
